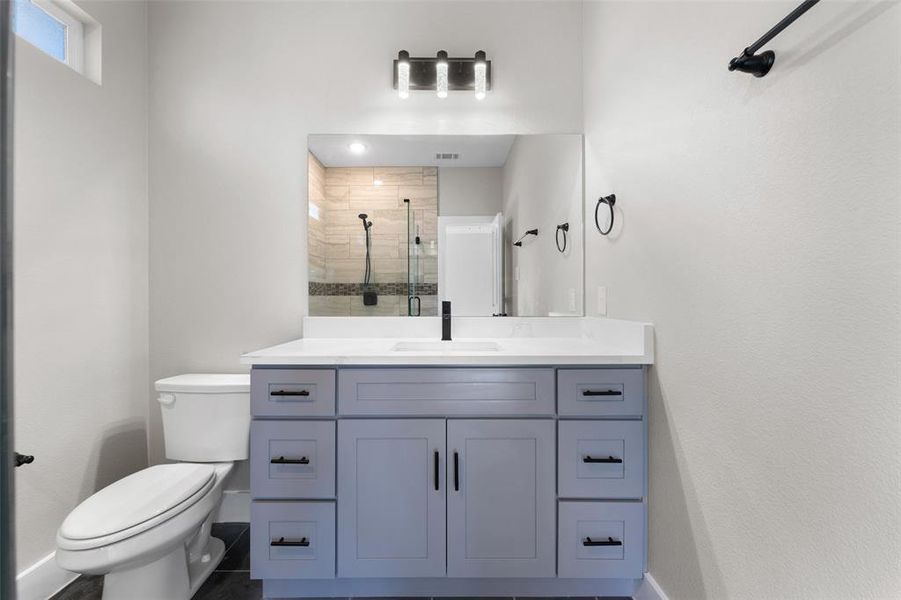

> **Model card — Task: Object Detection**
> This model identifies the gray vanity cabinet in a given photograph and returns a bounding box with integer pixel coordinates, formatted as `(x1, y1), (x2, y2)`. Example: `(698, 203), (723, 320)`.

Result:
(250, 365), (648, 597)
(447, 419), (556, 578)
(337, 419), (446, 578)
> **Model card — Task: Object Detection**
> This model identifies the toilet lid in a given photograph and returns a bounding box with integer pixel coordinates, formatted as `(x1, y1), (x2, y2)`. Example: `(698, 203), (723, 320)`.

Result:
(60, 464), (216, 540)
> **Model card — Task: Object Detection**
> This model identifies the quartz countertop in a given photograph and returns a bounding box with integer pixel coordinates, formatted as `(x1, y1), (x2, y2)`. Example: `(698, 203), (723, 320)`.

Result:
(241, 317), (654, 366)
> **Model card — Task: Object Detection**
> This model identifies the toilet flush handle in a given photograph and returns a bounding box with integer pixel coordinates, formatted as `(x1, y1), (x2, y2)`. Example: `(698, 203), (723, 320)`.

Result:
(158, 393), (176, 406)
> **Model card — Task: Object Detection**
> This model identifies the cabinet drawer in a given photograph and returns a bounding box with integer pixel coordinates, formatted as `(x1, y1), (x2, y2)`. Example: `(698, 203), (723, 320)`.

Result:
(558, 421), (644, 499)
(558, 501), (644, 579)
(338, 368), (555, 416)
(251, 369), (335, 417)
(558, 369), (645, 417)
(250, 501), (335, 579)
(251, 421), (335, 499)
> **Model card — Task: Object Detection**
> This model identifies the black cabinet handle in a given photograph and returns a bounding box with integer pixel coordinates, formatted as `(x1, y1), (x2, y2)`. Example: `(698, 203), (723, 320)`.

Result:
(582, 389), (622, 397)
(453, 451), (459, 491)
(270, 456), (309, 465)
(270, 389), (310, 397)
(15, 453), (34, 467)
(434, 450), (439, 491)
(583, 536), (622, 547)
(583, 455), (623, 464)
(271, 536), (309, 547)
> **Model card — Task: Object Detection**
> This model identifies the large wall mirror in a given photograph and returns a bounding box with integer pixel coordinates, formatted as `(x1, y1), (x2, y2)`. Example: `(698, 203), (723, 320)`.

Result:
(307, 134), (583, 317)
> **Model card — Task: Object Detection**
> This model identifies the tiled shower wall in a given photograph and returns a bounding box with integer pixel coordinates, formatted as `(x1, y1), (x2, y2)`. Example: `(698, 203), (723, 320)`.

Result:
(308, 153), (439, 316)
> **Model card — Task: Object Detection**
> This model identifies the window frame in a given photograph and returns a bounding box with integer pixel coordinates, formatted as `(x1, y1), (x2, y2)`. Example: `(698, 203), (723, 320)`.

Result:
(14, 0), (86, 73)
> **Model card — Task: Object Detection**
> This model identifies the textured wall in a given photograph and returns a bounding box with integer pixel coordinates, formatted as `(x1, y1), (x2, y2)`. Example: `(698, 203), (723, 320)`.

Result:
(148, 0), (583, 466)
(502, 135), (583, 316)
(582, 1), (900, 598)
(438, 167), (503, 217)
(14, 0), (149, 573)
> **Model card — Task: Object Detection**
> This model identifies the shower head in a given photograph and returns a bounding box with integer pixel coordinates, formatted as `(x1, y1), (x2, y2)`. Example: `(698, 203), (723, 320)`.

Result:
(358, 213), (372, 229)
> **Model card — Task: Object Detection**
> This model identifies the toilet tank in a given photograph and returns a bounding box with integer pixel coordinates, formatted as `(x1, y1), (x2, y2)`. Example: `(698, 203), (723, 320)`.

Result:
(155, 374), (251, 462)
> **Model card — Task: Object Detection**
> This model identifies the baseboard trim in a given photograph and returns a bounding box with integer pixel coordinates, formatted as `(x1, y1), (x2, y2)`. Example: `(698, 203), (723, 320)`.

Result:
(635, 573), (670, 600)
(16, 552), (78, 600)
(215, 489), (250, 523)
(264, 577), (641, 598)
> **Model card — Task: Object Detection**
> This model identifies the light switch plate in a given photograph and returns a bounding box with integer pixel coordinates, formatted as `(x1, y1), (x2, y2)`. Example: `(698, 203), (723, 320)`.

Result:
(567, 288), (576, 312)
(597, 286), (607, 316)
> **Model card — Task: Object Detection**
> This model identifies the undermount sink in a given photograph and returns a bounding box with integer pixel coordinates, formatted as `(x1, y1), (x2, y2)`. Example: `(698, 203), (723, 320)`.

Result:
(391, 341), (501, 352)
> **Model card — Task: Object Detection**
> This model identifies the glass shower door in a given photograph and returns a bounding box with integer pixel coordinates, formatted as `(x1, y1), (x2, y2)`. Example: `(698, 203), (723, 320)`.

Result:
(405, 198), (422, 316)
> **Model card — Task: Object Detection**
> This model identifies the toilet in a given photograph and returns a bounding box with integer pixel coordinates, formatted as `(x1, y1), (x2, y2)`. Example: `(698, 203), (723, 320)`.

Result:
(56, 374), (251, 600)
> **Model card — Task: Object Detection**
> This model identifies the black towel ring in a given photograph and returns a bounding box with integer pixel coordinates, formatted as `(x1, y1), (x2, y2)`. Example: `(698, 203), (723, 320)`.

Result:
(595, 194), (616, 235)
(555, 223), (569, 253)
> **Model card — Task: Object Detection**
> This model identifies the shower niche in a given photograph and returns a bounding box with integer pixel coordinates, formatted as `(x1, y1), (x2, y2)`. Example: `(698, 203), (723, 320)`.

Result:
(307, 134), (583, 317)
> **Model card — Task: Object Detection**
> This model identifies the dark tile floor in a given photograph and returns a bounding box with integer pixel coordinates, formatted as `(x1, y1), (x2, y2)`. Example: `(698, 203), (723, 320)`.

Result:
(51, 523), (631, 600)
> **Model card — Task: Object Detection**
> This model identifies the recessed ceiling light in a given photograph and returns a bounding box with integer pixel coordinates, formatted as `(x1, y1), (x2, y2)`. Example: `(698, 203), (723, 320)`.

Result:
(348, 142), (367, 155)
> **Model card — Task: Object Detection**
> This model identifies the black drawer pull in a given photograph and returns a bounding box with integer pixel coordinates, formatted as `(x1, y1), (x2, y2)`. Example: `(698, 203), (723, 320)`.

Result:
(271, 536), (309, 547)
(270, 456), (309, 465)
(583, 536), (622, 547)
(583, 455), (623, 464)
(453, 451), (460, 491)
(434, 450), (440, 491)
(270, 389), (310, 397)
(582, 389), (622, 397)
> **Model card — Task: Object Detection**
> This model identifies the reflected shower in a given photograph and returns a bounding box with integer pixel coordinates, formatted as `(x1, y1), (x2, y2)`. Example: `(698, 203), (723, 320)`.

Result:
(359, 214), (377, 306)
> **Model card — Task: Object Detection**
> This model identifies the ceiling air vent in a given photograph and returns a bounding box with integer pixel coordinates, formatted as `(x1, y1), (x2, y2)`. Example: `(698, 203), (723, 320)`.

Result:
(435, 153), (460, 160)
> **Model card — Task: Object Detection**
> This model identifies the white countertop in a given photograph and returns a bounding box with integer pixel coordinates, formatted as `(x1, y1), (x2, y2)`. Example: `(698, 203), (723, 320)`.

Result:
(241, 317), (654, 366)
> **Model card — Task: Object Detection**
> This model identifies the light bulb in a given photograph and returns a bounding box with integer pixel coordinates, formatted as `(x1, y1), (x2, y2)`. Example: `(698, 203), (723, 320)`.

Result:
(474, 50), (487, 100)
(436, 50), (448, 99)
(397, 50), (410, 100)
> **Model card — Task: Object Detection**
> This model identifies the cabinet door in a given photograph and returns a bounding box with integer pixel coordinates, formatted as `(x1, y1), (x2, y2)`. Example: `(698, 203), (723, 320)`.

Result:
(447, 419), (555, 578)
(337, 419), (446, 578)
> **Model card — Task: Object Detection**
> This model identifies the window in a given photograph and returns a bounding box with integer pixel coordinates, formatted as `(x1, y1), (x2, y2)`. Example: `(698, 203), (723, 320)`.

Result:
(12, 0), (98, 81)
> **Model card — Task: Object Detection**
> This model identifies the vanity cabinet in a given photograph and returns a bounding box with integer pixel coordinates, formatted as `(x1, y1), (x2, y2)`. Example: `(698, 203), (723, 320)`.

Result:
(337, 419), (446, 578)
(447, 419), (555, 578)
(250, 365), (647, 598)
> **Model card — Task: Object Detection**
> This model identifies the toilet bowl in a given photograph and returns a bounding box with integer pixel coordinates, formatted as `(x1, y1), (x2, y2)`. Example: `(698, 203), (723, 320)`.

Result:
(56, 374), (250, 600)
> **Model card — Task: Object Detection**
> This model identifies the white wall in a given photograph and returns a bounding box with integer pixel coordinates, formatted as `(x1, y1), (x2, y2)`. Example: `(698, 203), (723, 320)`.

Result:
(14, 0), (149, 575)
(583, 2), (900, 598)
(148, 1), (583, 470)
(502, 135), (583, 316)
(438, 167), (502, 216)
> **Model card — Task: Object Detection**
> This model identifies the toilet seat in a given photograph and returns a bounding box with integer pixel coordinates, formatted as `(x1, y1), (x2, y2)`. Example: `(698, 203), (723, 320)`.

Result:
(58, 464), (216, 551)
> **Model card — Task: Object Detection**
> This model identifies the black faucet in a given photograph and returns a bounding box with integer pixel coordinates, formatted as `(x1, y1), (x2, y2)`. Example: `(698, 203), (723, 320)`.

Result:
(442, 301), (452, 341)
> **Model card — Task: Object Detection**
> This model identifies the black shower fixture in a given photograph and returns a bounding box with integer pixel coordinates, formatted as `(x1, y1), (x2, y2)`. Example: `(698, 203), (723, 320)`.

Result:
(359, 214), (377, 306)
(728, 0), (820, 77)
(513, 228), (539, 247)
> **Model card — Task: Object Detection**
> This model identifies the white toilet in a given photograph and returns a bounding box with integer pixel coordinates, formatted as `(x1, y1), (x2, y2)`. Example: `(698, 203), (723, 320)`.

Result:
(56, 374), (251, 600)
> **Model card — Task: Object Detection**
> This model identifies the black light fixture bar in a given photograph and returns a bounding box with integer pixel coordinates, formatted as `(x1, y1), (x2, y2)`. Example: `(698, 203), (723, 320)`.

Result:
(728, 0), (820, 77)
(393, 55), (492, 91)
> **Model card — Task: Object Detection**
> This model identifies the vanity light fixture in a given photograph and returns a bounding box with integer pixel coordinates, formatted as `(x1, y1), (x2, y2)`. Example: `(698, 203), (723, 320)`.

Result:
(348, 141), (367, 155)
(396, 50), (410, 99)
(392, 50), (491, 98)
(474, 50), (487, 100)
(436, 50), (449, 98)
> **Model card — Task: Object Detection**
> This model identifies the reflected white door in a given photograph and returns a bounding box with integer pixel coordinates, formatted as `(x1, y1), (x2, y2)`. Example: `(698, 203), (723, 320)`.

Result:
(438, 214), (503, 316)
